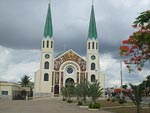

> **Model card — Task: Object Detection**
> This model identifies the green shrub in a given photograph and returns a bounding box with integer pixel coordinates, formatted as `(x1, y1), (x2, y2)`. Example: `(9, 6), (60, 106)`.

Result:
(111, 98), (117, 102)
(107, 98), (110, 101)
(118, 98), (126, 104)
(88, 103), (101, 109)
(148, 103), (150, 107)
(67, 100), (73, 103)
(77, 101), (82, 105)
(62, 98), (65, 101)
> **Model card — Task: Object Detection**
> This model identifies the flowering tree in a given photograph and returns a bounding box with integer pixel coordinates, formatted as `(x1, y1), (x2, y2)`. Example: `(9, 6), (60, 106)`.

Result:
(120, 10), (150, 72)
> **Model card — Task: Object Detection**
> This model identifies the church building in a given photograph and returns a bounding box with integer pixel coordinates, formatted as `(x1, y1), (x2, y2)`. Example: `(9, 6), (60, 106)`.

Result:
(34, 2), (105, 97)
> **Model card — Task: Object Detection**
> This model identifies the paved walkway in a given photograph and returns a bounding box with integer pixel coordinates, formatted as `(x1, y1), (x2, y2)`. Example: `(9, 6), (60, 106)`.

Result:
(0, 98), (112, 113)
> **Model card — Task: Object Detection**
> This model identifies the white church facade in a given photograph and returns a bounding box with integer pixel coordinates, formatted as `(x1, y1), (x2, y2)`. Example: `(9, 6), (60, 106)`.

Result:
(34, 2), (105, 97)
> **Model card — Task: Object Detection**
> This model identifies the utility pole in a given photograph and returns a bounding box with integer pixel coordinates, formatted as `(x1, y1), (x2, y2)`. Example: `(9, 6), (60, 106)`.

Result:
(120, 60), (123, 99)
(120, 60), (123, 87)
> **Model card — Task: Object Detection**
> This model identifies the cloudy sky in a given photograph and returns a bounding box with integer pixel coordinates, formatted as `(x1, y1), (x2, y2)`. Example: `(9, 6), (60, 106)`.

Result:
(0, 0), (149, 87)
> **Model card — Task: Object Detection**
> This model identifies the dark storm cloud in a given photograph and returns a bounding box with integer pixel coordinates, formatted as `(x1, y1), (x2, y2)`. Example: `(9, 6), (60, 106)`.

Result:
(0, 0), (46, 49)
(0, 0), (148, 57)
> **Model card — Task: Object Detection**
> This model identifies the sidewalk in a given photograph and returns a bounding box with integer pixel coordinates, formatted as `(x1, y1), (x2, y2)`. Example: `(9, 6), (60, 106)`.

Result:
(0, 99), (113, 113)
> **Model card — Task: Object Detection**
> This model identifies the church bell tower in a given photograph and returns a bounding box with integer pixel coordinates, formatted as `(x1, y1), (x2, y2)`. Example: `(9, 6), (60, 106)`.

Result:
(40, 2), (54, 95)
(86, 3), (100, 83)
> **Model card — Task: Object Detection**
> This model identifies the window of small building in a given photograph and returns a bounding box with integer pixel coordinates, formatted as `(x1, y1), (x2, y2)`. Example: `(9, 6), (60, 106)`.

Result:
(44, 73), (49, 81)
(2, 91), (8, 95)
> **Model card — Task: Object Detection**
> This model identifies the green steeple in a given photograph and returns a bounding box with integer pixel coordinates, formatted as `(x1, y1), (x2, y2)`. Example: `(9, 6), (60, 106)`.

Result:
(88, 5), (97, 39)
(43, 3), (53, 38)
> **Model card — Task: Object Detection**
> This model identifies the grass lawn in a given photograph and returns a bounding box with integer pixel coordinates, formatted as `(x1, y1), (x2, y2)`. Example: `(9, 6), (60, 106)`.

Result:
(98, 99), (134, 107)
(98, 100), (150, 113)
(106, 107), (150, 113)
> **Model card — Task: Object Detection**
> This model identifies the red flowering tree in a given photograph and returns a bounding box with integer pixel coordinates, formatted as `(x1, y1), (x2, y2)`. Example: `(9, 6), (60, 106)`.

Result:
(120, 10), (150, 72)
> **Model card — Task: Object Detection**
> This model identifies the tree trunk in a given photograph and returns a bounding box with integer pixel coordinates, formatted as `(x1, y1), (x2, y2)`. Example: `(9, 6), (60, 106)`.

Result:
(82, 96), (86, 106)
(136, 104), (141, 113)
(92, 97), (96, 104)
(76, 96), (79, 102)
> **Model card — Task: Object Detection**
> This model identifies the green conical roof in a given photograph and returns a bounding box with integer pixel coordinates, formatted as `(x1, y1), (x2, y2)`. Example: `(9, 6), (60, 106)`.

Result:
(88, 5), (97, 39)
(43, 3), (53, 38)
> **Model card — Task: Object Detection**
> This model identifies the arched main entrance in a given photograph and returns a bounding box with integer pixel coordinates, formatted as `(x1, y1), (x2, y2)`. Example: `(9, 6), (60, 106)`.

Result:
(65, 78), (74, 86)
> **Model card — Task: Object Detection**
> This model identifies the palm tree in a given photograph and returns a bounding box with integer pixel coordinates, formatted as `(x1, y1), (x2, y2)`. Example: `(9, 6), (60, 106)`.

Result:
(18, 75), (31, 87)
(88, 81), (103, 104)
(80, 80), (89, 105)
(61, 87), (68, 101)
(74, 83), (82, 103)
(66, 83), (75, 101)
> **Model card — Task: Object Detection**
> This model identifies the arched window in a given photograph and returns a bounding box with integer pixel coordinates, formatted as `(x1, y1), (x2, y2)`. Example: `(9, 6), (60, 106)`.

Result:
(44, 73), (49, 81)
(51, 41), (53, 48)
(88, 42), (90, 49)
(91, 63), (95, 70)
(44, 61), (49, 69)
(96, 42), (98, 50)
(47, 41), (49, 48)
(91, 74), (95, 82)
(92, 42), (94, 49)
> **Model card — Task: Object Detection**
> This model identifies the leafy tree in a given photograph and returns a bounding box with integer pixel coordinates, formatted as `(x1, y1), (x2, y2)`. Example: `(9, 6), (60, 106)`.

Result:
(145, 75), (150, 88)
(131, 84), (142, 113)
(139, 75), (150, 96)
(18, 75), (31, 87)
(88, 81), (103, 104)
(120, 10), (150, 72)
(123, 84), (143, 113)
(122, 84), (128, 89)
(146, 75), (150, 80)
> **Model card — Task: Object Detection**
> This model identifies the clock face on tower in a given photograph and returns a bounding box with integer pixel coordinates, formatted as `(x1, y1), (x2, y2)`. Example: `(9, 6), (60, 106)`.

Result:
(91, 55), (96, 60)
(45, 54), (50, 59)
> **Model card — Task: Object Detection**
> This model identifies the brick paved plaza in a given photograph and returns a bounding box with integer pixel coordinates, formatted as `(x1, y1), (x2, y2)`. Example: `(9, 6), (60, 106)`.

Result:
(0, 98), (112, 113)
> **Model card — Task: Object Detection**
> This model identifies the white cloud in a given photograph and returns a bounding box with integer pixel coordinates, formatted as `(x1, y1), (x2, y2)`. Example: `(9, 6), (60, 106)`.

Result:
(100, 53), (149, 88)
(100, 54), (121, 87)
(0, 46), (40, 82)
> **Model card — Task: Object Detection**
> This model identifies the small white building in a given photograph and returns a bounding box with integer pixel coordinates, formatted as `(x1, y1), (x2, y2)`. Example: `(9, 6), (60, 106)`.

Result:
(0, 81), (21, 100)
(34, 2), (105, 98)
(0, 81), (32, 100)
